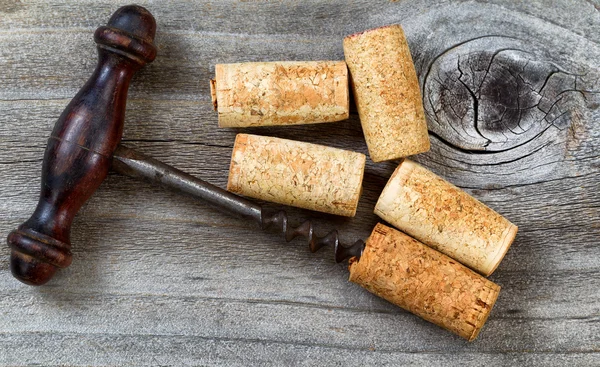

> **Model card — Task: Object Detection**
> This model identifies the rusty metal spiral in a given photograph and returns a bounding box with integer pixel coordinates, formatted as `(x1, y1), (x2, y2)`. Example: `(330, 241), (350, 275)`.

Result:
(261, 210), (365, 263)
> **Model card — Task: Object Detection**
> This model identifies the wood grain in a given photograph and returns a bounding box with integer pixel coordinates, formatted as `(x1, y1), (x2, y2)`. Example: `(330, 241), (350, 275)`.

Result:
(0, 0), (599, 366)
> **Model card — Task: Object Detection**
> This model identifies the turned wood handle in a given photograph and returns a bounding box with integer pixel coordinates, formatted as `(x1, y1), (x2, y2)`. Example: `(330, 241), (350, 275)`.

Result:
(6, 5), (157, 286)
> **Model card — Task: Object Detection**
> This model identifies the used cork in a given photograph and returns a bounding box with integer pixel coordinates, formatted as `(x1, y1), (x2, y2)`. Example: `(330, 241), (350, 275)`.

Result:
(211, 61), (349, 127)
(343, 25), (430, 162)
(374, 160), (518, 276)
(227, 134), (366, 217)
(349, 223), (500, 341)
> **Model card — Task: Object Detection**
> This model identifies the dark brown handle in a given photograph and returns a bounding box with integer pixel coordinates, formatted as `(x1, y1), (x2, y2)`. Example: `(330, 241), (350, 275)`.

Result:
(6, 5), (157, 285)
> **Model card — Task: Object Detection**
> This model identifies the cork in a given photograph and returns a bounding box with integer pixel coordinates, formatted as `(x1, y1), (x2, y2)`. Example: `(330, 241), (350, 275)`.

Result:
(349, 223), (500, 341)
(227, 134), (366, 217)
(211, 61), (349, 127)
(343, 25), (430, 162)
(374, 160), (518, 276)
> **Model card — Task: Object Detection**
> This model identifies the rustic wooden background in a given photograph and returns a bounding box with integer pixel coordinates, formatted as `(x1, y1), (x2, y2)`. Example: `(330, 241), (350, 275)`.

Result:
(1, 0), (599, 365)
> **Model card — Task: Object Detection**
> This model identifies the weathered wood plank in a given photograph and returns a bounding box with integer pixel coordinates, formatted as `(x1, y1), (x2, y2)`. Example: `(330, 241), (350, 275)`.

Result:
(1, 0), (598, 41)
(1, 333), (597, 367)
(0, 0), (599, 366)
(0, 289), (598, 352)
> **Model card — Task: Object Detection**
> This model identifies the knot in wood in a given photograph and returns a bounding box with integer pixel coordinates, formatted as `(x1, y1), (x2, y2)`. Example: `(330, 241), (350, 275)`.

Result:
(423, 37), (595, 153)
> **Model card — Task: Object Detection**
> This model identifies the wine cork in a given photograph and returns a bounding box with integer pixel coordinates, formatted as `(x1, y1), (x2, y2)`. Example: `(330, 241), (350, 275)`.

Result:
(227, 134), (366, 217)
(349, 223), (500, 341)
(343, 25), (430, 162)
(211, 61), (349, 127)
(375, 160), (518, 276)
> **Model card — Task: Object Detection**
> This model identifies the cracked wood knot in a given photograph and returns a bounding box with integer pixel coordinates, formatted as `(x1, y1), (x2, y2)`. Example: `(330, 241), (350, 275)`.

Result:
(423, 36), (599, 154)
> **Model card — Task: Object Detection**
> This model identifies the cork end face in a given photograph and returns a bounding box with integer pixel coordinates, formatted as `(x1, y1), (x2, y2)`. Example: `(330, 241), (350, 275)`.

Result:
(227, 134), (249, 193)
(344, 24), (404, 42)
(335, 61), (351, 121)
(468, 283), (501, 341)
(347, 153), (367, 218)
(368, 148), (418, 163)
(374, 159), (414, 218)
(347, 246), (366, 284)
(420, 136), (431, 155)
(367, 126), (431, 162)
(481, 224), (518, 276)
(348, 223), (393, 281)
(389, 159), (416, 186)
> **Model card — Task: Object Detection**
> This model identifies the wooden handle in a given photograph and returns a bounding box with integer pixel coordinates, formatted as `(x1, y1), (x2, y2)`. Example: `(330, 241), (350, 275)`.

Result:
(6, 5), (157, 286)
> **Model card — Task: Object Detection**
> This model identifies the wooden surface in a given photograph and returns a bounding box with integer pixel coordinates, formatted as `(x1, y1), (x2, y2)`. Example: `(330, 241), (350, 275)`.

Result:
(0, 0), (598, 365)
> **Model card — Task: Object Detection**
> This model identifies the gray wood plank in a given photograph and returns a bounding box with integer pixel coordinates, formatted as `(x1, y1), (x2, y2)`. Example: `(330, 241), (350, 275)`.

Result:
(0, 0), (599, 366)
(1, 333), (597, 367)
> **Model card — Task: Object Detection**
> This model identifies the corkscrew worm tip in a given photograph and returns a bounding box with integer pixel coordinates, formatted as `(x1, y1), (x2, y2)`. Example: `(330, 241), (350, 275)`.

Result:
(261, 210), (365, 263)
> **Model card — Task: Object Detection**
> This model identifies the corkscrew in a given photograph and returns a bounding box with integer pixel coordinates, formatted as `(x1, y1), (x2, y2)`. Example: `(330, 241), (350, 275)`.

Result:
(112, 145), (366, 263)
(5, 4), (363, 286)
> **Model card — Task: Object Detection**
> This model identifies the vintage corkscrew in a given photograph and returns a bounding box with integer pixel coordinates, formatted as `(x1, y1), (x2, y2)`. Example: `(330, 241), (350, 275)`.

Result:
(5, 4), (364, 286)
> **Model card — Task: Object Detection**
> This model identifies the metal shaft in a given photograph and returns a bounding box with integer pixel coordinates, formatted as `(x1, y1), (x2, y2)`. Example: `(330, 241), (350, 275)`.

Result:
(112, 145), (365, 262)
(113, 145), (263, 222)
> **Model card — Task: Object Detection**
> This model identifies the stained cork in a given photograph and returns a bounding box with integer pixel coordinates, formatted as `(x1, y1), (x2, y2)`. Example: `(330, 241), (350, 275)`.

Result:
(211, 61), (349, 127)
(227, 134), (366, 217)
(343, 25), (430, 162)
(349, 223), (500, 341)
(374, 160), (518, 276)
